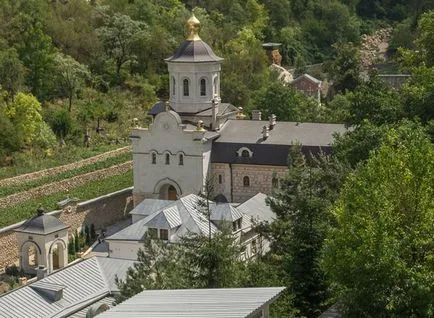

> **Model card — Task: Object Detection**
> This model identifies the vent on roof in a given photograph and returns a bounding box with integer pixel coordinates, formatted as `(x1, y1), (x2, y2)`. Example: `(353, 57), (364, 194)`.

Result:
(30, 281), (66, 302)
(252, 110), (261, 121)
(269, 114), (276, 130)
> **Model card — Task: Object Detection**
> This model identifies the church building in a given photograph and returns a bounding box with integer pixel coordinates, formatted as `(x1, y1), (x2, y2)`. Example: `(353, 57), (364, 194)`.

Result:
(131, 13), (347, 205)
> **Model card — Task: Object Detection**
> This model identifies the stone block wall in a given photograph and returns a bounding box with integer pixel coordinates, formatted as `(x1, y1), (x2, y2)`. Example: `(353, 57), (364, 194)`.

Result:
(211, 163), (287, 203)
(0, 187), (134, 269)
(232, 164), (287, 203)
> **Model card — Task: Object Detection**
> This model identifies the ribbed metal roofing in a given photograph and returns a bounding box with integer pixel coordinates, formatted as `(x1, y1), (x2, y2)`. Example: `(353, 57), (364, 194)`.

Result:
(0, 257), (134, 318)
(210, 202), (244, 222)
(98, 287), (285, 318)
(129, 198), (173, 216)
(237, 193), (274, 223)
(143, 206), (182, 229)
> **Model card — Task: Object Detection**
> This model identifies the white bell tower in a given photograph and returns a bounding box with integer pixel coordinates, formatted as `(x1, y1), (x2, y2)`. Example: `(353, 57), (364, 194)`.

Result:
(165, 13), (223, 114)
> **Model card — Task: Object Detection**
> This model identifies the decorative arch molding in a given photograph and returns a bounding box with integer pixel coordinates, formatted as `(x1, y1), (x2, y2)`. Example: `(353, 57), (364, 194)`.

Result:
(236, 147), (253, 158)
(48, 238), (67, 255)
(20, 240), (42, 255)
(176, 150), (186, 156)
(162, 150), (174, 156)
(153, 177), (182, 196)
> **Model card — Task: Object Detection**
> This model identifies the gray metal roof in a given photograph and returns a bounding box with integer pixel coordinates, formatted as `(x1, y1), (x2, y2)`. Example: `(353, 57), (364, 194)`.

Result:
(216, 120), (346, 146)
(129, 199), (173, 216)
(108, 194), (263, 242)
(210, 202), (244, 222)
(211, 120), (347, 166)
(165, 40), (223, 63)
(237, 193), (274, 223)
(195, 103), (239, 117)
(98, 287), (285, 318)
(0, 257), (134, 318)
(15, 213), (69, 235)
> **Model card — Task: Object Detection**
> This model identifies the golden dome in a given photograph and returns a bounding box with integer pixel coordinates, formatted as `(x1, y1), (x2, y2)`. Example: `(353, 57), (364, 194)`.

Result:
(187, 13), (201, 41)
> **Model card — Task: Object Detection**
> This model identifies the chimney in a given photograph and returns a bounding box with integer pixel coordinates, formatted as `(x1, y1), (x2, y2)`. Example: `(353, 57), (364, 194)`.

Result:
(252, 110), (262, 121)
(269, 114), (276, 130)
(19, 277), (27, 286)
(262, 126), (269, 140)
(31, 281), (65, 302)
(236, 107), (246, 120)
(211, 97), (219, 131)
(36, 265), (48, 280)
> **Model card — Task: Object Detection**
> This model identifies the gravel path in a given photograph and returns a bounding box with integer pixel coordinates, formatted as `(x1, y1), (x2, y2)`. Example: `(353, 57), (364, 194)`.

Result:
(0, 161), (132, 209)
(0, 146), (130, 188)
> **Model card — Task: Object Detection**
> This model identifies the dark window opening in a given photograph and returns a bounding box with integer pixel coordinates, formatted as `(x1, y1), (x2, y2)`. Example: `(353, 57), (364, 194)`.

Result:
(165, 153), (170, 165)
(179, 154), (184, 165)
(243, 176), (250, 187)
(200, 78), (206, 96)
(241, 150), (250, 158)
(183, 79), (189, 96)
(160, 229), (169, 240)
(272, 177), (278, 188)
(152, 153), (156, 164)
(218, 174), (222, 184)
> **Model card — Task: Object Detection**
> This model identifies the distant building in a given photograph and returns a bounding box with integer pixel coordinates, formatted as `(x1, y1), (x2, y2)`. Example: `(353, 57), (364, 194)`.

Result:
(291, 73), (322, 104)
(97, 287), (285, 318)
(106, 193), (273, 261)
(132, 13), (347, 205)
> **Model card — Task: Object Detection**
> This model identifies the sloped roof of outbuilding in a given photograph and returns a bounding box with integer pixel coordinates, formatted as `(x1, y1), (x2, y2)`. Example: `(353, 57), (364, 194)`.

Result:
(15, 209), (69, 235)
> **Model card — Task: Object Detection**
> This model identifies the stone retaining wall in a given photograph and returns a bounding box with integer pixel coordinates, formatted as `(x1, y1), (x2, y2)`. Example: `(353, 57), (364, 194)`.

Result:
(0, 187), (133, 269)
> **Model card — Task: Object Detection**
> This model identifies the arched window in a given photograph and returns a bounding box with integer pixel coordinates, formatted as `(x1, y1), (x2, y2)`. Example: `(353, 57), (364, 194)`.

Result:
(218, 174), (222, 184)
(152, 152), (156, 164)
(272, 177), (278, 188)
(213, 77), (218, 95)
(243, 176), (250, 187)
(172, 77), (176, 95)
(165, 153), (170, 165)
(200, 78), (206, 96)
(179, 154), (184, 165)
(241, 150), (250, 158)
(183, 78), (189, 96)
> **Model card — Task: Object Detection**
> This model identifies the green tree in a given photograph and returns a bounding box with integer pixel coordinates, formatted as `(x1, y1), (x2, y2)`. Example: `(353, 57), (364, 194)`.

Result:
(2, 92), (43, 147)
(46, 108), (73, 143)
(55, 53), (89, 112)
(16, 19), (56, 100)
(344, 75), (404, 126)
(322, 122), (434, 317)
(0, 112), (19, 156)
(262, 145), (349, 317)
(97, 11), (148, 83)
(325, 42), (362, 95)
(253, 81), (322, 122)
(0, 48), (26, 98)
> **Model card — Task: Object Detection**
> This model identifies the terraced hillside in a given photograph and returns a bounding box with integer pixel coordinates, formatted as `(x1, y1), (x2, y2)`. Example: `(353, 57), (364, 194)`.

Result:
(0, 146), (133, 227)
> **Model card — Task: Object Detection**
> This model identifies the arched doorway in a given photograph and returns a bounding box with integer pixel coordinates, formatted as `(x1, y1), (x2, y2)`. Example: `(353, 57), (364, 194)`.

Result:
(19, 241), (41, 273)
(49, 240), (66, 272)
(159, 184), (178, 200)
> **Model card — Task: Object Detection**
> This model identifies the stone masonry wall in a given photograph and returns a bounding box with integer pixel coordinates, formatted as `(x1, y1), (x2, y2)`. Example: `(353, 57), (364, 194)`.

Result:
(232, 164), (287, 203)
(0, 187), (133, 269)
(211, 163), (287, 203)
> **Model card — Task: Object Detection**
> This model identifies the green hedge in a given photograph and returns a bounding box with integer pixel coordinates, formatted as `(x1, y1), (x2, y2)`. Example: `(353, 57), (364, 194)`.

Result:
(0, 152), (132, 198)
(0, 170), (133, 228)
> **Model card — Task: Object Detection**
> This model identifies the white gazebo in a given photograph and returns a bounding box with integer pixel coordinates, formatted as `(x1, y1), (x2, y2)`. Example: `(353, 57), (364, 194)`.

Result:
(15, 207), (69, 275)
